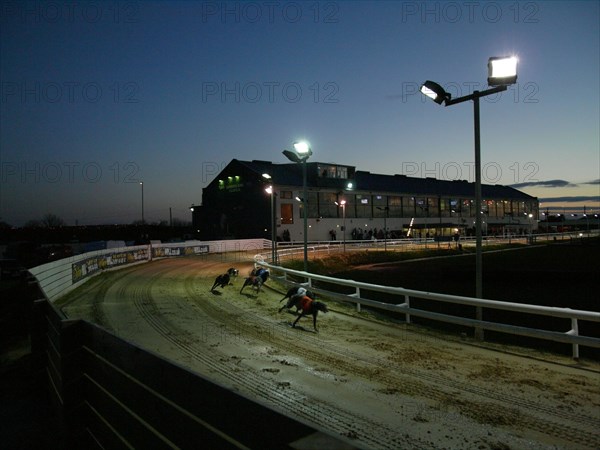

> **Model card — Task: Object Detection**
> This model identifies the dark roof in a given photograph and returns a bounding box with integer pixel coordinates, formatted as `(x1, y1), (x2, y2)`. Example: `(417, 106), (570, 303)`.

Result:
(354, 171), (536, 200)
(236, 159), (304, 186)
(234, 160), (536, 200)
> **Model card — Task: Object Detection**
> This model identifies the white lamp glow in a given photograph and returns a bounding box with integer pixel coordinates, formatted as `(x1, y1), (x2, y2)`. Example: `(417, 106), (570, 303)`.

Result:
(488, 56), (518, 86)
(420, 85), (438, 101)
(293, 141), (311, 155)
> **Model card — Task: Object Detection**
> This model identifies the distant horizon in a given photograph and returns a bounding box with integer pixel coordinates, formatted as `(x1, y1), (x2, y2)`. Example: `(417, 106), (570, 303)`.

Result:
(1, 154), (597, 227)
(1, 158), (598, 227)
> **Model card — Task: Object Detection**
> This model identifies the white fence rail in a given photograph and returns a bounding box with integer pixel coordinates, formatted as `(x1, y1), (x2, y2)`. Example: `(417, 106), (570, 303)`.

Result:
(30, 239), (270, 302)
(259, 262), (600, 359)
(29, 235), (599, 359)
(271, 230), (599, 257)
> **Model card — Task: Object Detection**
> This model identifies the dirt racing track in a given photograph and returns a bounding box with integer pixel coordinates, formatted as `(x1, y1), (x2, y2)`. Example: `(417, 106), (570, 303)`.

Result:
(56, 255), (600, 450)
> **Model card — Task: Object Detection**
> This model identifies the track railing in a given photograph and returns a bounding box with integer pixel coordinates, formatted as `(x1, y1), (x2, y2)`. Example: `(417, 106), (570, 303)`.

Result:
(259, 262), (600, 359)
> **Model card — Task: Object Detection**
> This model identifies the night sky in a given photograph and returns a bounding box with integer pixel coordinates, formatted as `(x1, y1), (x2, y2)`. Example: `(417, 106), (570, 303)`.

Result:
(1, 1), (598, 226)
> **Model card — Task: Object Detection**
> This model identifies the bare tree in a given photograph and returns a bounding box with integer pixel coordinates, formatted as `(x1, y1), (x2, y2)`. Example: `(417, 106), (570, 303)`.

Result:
(41, 213), (66, 228)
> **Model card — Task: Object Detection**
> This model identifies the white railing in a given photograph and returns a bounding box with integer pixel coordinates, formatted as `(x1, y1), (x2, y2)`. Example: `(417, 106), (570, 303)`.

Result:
(267, 230), (599, 260)
(30, 239), (269, 302)
(29, 234), (599, 359)
(271, 244), (331, 262)
(259, 261), (600, 359)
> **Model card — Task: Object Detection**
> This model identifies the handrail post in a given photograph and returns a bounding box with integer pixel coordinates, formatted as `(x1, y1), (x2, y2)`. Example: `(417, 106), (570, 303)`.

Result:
(356, 287), (361, 312)
(405, 294), (411, 324)
(571, 318), (579, 360)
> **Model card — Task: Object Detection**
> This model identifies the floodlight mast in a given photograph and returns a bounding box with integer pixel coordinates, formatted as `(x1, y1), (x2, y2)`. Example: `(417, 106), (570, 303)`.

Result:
(263, 176), (277, 265)
(282, 140), (312, 273)
(420, 56), (518, 340)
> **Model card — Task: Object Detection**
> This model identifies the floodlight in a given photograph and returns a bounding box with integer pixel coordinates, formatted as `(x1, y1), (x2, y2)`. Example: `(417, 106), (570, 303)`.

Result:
(293, 141), (312, 156)
(421, 55), (521, 309)
(488, 56), (518, 86)
(420, 80), (449, 105)
(262, 173), (271, 179)
(282, 149), (301, 163)
(265, 185), (273, 194)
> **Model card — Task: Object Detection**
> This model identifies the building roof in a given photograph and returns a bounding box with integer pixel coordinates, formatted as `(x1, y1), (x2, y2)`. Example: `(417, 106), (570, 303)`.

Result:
(354, 171), (536, 200)
(236, 159), (304, 185)
(231, 159), (536, 201)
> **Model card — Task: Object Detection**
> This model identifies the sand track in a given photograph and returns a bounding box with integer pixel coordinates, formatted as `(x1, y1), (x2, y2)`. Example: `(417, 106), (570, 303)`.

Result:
(58, 256), (600, 450)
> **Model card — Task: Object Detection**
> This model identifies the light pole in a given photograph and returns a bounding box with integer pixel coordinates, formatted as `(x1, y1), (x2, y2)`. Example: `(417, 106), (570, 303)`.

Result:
(421, 56), (518, 339)
(376, 206), (389, 252)
(139, 181), (144, 224)
(283, 141), (312, 273)
(335, 200), (347, 252)
(421, 56), (517, 298)
(264, 183), (277, 264)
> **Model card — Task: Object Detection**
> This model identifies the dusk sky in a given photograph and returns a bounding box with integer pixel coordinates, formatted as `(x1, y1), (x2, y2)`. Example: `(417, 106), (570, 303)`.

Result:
(1, 1), (599, 226)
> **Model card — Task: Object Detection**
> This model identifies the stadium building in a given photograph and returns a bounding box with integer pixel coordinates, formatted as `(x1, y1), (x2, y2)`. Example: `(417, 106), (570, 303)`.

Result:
(192, 159), (539, 241)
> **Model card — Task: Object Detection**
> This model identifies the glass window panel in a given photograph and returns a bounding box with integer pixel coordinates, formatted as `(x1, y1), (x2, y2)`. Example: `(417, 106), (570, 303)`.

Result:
(319, 192), (338, 218)
(462, 199), (472, 217)
(449, 198), (460, 217)
(307, 192), (318, 218)
(428, 197), (439, 217)
(415, 197), (427, 217)
(356, 194), (371, 218)
(344, 195), (356, 218)
(440, 198), (450, 217)
(373, 195), (388, 217)
(386, 196), (401, 217)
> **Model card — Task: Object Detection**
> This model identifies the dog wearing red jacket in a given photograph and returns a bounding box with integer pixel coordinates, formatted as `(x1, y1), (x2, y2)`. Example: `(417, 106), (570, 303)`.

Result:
(286, 295), (328, 332)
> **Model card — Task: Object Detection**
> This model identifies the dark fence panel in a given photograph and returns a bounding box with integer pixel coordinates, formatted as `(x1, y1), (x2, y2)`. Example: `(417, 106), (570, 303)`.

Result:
(32, 298), (351, 449)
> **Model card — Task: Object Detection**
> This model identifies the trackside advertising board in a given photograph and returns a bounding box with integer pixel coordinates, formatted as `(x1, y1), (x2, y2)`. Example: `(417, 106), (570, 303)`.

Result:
(72, 248), (150, 283)
(152, 245), (209, 258)
(71, 245), (210, 284)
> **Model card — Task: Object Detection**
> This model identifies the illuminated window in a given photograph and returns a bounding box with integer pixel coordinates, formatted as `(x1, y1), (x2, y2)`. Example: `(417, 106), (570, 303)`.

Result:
(415, 198), (427, 217)
(450, 199), (460, 216)
(373, 195), (388, 217)
(462, 199), (472, 216)
(317, 164), (349, 179)
(356, 195), (371, 218)
(280, 203), (293, 224)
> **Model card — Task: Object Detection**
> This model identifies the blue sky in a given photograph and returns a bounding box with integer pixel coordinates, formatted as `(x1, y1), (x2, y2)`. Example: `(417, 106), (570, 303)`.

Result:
(1, 1), (599, 226)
